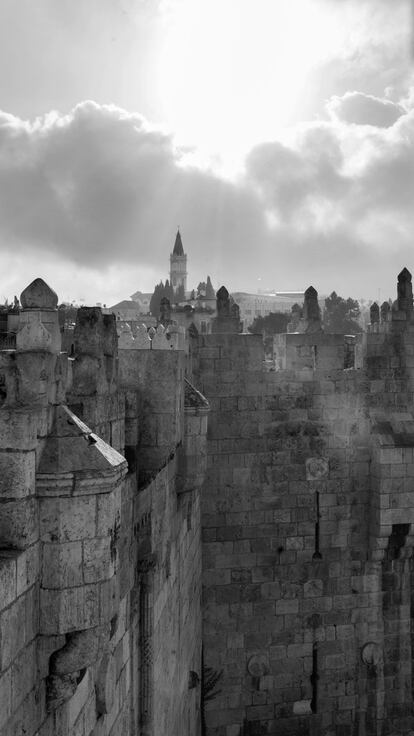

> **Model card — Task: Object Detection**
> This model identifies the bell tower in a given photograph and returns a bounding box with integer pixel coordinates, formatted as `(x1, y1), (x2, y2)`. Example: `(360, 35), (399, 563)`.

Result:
(170, 230), (187, 295)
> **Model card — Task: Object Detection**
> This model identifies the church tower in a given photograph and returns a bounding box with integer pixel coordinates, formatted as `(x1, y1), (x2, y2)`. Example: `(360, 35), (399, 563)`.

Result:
(170, 230), (187, 294)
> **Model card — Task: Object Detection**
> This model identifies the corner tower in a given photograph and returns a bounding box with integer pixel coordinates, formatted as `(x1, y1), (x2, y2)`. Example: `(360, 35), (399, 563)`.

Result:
(170, 229), (187, 294)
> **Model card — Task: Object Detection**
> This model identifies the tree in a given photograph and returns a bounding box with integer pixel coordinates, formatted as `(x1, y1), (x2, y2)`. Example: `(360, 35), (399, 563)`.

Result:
(164, 279), (174, 303)
(248, 312), (289, 357)
(197, 281), (207, 297)
(149, 281), (165, 317)
(323, 291), (361, 334)
(248, 312), (289, 336)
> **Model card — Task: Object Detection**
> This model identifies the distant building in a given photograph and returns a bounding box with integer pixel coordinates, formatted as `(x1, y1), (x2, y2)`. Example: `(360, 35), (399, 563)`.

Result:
(232, 291), (305, 331)
(129, 290), (152, 312)
(109, 299), (144, 323)
(170, 229), (187, 293)
(124, 231), (221, 339)
(170, 303), (215, 335)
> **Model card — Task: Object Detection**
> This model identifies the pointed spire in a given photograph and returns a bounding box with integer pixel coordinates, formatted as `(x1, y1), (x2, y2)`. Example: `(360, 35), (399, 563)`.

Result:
(20, 277), (58, 310)
(303, 286), (321, 323)
(205, 275), (215, 300)
(397, 267), (413, 313)
(370, 302), (379, 324)
(173, 229), (184, 256)
(216, 286), (230, 316)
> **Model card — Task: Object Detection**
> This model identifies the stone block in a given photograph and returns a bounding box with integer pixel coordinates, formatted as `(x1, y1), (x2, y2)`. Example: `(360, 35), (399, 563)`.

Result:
(0, 497), (38, 549)
(39, 496), (96, 543)
(0, 593), (26, 668)
(286, 536), (303, 551)
(203, 569), (231, 586)
(16, 544), (40, 597)
(99, 575), (120, 623)
(42, 542), (83, 589)
(251, 567), (274, 583)
(40, 584), (101, 634)
(226, 725), (242, 736)
(0, 669), (12, 729)
(304, 579), (323, 598)
(25, 584), (39, 644)
(324, 653), (346, 669)
(0, 551), (17, 609)
(0, 450), (36, 499)
(260, 582), (281, 599)
(0, 411), (37, 450)
(275, 599), (298, 615)
(11, 640), (37, 711)
(83, 537), (114, 583)
(245, 704), (274, 721)
(227, 633), (244, 649)
(287, 643), (313, 658)
(293, 700), (312, 715)
(300, 596), (332, 614)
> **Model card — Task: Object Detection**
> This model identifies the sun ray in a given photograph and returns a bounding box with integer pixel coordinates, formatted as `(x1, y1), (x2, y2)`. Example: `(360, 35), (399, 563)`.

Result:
(156, 0), (347, 159)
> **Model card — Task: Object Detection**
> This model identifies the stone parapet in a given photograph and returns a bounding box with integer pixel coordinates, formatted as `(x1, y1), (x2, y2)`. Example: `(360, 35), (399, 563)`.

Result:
(0, 277), (205, 736)
(119, 347), (186, 486)
(118, 322), (186, 350)
(198, 274), (414, 736)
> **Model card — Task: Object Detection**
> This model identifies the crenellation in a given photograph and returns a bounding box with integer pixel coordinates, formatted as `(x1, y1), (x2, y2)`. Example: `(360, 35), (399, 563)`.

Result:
(0, 274), (209, 736)
(7, 268), (414, 735)
(195, 273), (414, 736)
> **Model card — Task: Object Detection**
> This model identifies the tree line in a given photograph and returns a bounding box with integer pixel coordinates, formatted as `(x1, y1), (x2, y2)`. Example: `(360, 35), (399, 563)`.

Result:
(248, 291), (362, 336)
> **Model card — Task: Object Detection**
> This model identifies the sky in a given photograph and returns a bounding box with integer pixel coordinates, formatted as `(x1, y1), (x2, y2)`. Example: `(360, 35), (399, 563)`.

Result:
(0, 0), (413, 305)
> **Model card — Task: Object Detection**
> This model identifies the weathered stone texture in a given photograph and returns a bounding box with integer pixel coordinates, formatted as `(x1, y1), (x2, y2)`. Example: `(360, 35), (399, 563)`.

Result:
(197, 274), (414, 736)
(8, 269), (414, 736)
(0, 280), (205, 736)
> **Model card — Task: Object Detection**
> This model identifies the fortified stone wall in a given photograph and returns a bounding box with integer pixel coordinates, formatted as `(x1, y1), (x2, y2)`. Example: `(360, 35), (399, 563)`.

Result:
(196, 270), (414, 736)
(6, 268), (414, 736)
(0, 278), (207, 736)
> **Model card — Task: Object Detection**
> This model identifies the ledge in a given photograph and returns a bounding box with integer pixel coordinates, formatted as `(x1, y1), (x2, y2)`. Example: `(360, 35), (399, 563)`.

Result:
(184, 378), (209, 413)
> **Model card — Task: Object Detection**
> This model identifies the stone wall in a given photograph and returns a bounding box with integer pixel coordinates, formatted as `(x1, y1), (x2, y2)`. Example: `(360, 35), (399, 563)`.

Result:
(196, 271), (414, 736)
(0, 278), (207, 736)
(6, 269), (414, 736)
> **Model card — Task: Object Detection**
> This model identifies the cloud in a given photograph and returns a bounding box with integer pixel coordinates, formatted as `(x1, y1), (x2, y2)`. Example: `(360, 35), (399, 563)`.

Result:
(1, 97), (414, 305)
(327, 91), (405, 127)
(243, 101), (414, 296)
(246, 126), (348, 222)
(297, 0), (414, 127)
(0, 102), (269, 299)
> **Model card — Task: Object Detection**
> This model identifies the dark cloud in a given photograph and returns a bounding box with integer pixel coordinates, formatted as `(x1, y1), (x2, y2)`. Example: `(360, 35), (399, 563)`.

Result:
(242, 103), (414, 295)
(327, 91), (405, 127)
(245, 125), (348, 221)
(0, 102), (268, 285)
(1, 98), (414, 302)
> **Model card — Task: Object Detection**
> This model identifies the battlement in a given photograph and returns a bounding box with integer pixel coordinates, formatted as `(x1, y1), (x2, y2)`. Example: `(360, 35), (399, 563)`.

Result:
(0, 277), (208, 736)
(197, 271), (414, 736)
(6, 269), (414, 736)
(117, 321), (186, 350)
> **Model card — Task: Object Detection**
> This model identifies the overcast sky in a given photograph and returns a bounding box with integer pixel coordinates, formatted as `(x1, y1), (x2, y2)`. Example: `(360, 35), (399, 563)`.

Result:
(0, 0), (413, 305)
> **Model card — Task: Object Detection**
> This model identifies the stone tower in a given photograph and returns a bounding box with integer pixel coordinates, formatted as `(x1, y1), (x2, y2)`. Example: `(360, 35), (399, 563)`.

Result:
(170, 230), (187, 294)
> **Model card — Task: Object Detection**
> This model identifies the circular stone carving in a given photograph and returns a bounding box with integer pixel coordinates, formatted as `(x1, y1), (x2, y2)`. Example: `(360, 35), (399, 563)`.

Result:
(306, 457), (329, 481)
(361, 642), (382, 667)
(247, 654), (269, 677)
(20, 278), (58, 310)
